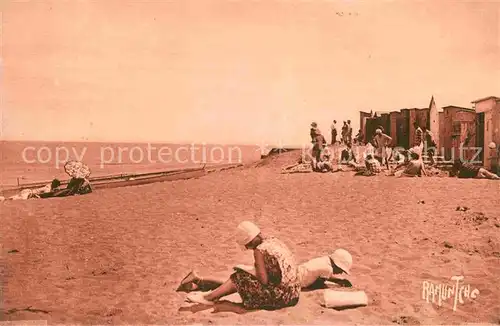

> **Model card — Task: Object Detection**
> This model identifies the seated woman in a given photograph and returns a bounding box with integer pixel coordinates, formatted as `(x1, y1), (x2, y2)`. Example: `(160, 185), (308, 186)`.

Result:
(179, 249), (353, 292)
(450, 159), (500, 180)
(41, 177), (92, 198)
(340, 143), (357, 164)
(393, 152), (427, 177)
(314, 146), (337, 172)
(354, 154), (381, 176)
(9, 179), (61, 200)
(184, 221), (301, 310)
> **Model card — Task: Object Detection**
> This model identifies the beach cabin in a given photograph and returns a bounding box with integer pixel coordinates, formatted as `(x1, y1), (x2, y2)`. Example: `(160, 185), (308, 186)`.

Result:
(440, 106), (477, 161)
(472, 96), (500, 171)
(359, 111), (372, 143)
(360, 96), (440, 150)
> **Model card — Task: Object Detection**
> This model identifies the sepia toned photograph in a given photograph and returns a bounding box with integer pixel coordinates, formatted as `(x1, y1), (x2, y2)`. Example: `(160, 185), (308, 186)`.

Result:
(1, 0), (499, 324)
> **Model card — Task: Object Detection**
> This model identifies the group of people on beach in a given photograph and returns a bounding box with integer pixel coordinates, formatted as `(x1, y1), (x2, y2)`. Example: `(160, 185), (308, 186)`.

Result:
(1, 160), (94, 202)
(1, 176), (93, 202)
(330, 120), (364, 146)
(284, 121), (499, 179)
(178, 221), (353, 310)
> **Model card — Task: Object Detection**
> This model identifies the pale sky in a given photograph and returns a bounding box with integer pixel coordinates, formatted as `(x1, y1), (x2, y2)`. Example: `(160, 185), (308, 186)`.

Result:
(1, 0), (499, 146)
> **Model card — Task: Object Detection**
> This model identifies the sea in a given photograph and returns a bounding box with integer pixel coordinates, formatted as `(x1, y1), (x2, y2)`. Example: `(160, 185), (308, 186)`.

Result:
(0, 141), (264, 190)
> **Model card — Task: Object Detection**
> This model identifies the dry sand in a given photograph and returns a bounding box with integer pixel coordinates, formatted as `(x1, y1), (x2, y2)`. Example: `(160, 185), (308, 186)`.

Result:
(1, 152), (499, 324)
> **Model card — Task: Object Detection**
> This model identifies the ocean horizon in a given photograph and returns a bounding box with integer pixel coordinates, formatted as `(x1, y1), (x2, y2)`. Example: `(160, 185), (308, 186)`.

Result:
(0, 140), (272, 189)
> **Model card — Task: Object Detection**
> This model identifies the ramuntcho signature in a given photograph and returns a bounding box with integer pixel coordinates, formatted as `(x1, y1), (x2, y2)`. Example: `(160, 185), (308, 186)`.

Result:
(422, 276), (479, 311)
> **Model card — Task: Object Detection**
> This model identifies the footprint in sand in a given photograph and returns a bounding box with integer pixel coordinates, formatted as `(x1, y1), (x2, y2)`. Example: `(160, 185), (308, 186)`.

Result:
(392, 315), (421, 325)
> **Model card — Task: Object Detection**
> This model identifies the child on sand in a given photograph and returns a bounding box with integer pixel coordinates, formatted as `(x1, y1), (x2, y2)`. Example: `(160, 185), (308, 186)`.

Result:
(297, 249), (353, 289)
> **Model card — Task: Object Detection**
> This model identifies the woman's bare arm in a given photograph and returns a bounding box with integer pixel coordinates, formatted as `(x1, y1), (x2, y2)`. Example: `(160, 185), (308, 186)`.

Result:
(254, 250), (269, 285)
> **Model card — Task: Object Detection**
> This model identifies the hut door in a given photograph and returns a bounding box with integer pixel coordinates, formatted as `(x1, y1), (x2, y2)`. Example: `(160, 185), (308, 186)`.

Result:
(476, 113), (485, 164)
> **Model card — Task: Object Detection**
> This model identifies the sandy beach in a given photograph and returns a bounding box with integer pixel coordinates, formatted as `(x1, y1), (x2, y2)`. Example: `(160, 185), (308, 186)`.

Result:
(1, 152), (499, 324)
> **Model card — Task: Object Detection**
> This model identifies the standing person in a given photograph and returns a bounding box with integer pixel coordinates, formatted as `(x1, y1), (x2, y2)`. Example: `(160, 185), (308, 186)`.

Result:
(489, 142), (499, 177)
(331, 120), (338, 145)
(341, 121), (348, 144)
(310, 123), (325, 170)
(413, 122), (424, 155)
(373, 129), (392, 169)
(310, 122), (319, 144)
(346, 120), (353, 144)
(422, 127), (437, 166)
(185, 221), (301, 309)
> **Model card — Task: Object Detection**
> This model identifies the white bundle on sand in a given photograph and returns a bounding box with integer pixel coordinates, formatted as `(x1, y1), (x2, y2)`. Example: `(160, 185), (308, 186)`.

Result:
(322, 289), (368, 309)
(281, 163), (313, 174)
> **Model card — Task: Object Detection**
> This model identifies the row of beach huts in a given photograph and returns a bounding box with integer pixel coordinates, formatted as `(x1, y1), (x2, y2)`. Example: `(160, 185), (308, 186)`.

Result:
(359, 95), (499, 170)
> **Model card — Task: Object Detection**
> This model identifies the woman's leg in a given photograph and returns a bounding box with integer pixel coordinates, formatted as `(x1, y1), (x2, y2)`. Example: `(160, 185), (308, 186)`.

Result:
(478, 168), (500, 180)
(193, 274), (226, 292)
(178, 270), (226, 292)
(203, 278), (237, 301)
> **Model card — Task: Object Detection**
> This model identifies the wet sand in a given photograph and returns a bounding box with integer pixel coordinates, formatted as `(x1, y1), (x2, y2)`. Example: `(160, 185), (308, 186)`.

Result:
(1, 152), (499, 324)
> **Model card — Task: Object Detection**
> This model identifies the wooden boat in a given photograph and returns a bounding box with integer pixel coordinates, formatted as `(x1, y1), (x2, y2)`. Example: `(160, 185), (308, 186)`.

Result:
(1, 163), (244, 197)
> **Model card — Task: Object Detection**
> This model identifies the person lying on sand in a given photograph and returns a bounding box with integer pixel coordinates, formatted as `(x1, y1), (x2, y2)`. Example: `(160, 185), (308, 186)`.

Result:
(298, 249), (353, 289)
(391, 151), (427, 177)
(449, 159), (499, 180)
(8, 179), (61, 200)
(281, 162), (313, 174)
(184, 221), (300, 309)
(178, 249), (353, 293)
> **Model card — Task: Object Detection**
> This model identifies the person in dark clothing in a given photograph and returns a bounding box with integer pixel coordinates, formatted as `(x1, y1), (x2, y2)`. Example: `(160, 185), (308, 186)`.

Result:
(341, 143), (357, 163)
(341, 121), (348, 144)
(450, 159), (499, 179)
(40, 177), (93, 198)
(309, 122), (325, 167)
(422, 127), (437, 165)
(331, 120), (338, 145)
(312, 133), (326, 169)
(310, 122), (319, 144)
(355, 129), (364, 145)
(346, 120), (353, 144)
